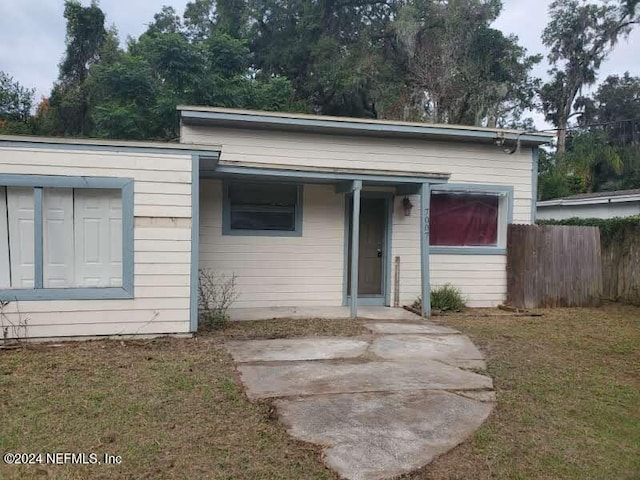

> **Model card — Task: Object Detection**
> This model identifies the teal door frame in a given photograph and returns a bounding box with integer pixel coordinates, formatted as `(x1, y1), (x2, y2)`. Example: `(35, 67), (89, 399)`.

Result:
(343, 190), (394, 308)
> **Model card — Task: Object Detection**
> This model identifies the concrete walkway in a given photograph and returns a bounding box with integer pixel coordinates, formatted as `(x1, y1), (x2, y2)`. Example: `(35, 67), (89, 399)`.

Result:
(224, 320), (494, 480)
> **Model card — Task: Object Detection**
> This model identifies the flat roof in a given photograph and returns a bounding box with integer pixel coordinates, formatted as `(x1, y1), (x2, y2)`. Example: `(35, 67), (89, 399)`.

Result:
(178, 106), (554, 146)
(537, 189), (640, 207)
(0, 134), (221, 156)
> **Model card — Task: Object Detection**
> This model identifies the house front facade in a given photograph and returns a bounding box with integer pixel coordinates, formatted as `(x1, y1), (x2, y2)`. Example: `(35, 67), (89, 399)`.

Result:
(0, 108), (551, 339)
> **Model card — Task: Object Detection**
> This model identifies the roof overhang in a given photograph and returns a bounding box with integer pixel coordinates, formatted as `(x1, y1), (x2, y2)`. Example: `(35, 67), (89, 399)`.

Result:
(179, 106), (553, 147)
(202, 160), (450, 191)
(0, 134), (222, 159)
(537, 194), (640, 207)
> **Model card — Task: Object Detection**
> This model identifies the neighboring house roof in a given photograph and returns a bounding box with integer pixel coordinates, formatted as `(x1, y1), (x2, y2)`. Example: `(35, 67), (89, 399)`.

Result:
(178, 106), (553, 146)
(537, 189), (640, 207)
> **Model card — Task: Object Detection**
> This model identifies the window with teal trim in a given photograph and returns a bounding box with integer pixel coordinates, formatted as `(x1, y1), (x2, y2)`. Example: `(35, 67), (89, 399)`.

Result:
(223, 182), (302, 236)
(0, 175), (134, 301)
(429, 185), (512, 253)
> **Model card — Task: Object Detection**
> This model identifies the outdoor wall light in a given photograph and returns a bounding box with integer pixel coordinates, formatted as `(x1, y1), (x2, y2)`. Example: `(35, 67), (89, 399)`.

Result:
(402, 197), (414, 216)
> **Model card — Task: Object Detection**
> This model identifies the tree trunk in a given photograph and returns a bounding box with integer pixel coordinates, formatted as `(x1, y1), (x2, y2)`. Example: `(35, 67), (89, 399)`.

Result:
(556, 117), (567, 155)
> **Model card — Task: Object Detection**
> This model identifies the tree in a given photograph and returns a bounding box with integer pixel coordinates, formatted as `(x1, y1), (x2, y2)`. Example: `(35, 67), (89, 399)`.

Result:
(0, 71), (34, 122)
(541, 0), (639, 154)
(388, 0), (540, 126)
(83, 3), (301, 140)
(250, 0), (395, 117)
(577, 73), (640, 189)
(48, 0), (107, 136)
(0, 71), (35, 135)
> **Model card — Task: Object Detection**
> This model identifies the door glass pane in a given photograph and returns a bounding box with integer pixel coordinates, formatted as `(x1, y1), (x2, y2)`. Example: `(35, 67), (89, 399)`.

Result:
(7, 187), (35, 288)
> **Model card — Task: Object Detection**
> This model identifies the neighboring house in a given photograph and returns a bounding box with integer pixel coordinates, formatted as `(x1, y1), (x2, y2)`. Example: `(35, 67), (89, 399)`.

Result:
(537, 189), (640, 220)
(0, 108), (552, 339)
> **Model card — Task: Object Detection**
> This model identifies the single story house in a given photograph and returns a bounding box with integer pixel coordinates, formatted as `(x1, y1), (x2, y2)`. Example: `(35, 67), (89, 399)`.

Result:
(0, 108), (552, 339)
(537, 189), (640, 220)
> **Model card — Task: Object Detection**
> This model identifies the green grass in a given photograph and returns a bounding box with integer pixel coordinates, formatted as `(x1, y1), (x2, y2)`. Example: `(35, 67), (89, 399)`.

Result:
(408, 304), (640, 480)
(0, 308), (638, 479)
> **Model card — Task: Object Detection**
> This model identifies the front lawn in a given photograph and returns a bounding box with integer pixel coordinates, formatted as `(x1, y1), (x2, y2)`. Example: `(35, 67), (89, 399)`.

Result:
(0, 307), (638, 479)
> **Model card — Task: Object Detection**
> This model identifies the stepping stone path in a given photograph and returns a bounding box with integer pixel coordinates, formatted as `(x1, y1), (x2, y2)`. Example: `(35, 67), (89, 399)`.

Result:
(224, 321), (494, 480)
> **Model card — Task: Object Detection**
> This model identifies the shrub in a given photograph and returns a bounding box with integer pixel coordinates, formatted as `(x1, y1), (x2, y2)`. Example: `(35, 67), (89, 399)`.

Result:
(198, 269), (238, 330)
(413, 284), (467, 313)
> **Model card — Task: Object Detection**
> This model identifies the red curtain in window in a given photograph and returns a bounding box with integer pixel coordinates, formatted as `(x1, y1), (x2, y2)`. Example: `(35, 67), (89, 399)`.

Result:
(430, 193), (499, 246)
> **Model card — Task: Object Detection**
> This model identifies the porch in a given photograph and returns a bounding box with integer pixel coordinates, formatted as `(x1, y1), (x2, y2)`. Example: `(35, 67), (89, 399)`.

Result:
(196, 158), (449, 321)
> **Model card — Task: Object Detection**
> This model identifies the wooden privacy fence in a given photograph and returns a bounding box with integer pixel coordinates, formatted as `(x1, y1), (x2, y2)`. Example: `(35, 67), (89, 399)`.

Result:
(507, 224), (603, 308)
(601, 224), (640, 305)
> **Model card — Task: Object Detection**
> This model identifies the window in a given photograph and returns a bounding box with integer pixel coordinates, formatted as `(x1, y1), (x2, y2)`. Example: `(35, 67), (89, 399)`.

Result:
(429, 185), (512, 253)
(0, 176), (133, 300)
(223, 182), (302, 236)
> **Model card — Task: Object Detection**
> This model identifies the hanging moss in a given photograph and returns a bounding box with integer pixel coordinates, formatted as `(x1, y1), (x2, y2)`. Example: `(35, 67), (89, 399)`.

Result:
(537, 216), (640, 247)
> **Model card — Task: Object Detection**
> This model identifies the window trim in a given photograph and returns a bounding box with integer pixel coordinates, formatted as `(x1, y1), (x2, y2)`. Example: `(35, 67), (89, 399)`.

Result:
(221, 181), (303, 237)
(429, 183), (513, 255)
(0, 174), (134, 301)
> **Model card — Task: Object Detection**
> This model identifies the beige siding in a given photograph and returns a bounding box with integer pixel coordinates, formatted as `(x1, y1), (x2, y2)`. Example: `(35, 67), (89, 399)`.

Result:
(182, 125), (534, 224)
(188, 126), (531, 308)
(391, 195), (508, 308)
(199, 180), (344, 308)
(0, 146), (192, 338)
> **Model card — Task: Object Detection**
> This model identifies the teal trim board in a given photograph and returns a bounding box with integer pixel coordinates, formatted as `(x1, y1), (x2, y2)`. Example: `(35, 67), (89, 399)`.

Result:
(190, 154), (200, 332)
(420, 183), (431, 317)
(349, 181), (362, 318)
(0, 174), (135, 301)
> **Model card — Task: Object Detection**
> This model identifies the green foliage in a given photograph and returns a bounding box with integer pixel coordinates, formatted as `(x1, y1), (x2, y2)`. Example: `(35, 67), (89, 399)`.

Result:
(538, 216), (640, 246)
(430, 284), (467, 312)
(46, 0), (108, 136)
(0, 71), (34, 123)
(538, 72), (640, 200)
(10, 0), (638, 141)
(412, 284), (467, 313)
(388, 0), (540, 126)
(540, 0), (638, 153)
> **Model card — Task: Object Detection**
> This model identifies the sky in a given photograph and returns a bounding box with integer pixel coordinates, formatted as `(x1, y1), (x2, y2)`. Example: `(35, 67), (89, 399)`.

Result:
(0, 0), (638, 130)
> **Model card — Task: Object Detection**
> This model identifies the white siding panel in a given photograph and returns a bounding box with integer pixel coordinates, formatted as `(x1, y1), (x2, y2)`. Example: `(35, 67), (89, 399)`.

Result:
(199, 180), (344, 308)
(183, 125), (534, 199)
(21, 321), (190, 339)
(0, 147), (191, 172)
(0, 145), (193, 339)
(15, 309), (189, 326)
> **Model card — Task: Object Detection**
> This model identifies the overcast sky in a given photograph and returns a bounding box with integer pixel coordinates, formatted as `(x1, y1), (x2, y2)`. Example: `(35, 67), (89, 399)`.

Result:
(0, 0), (638, 130)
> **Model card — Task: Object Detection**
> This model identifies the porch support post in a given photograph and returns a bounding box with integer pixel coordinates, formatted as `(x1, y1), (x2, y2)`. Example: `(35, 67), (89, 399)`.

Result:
(350, 180), (362, 319)
(420, 182), (431, 317)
